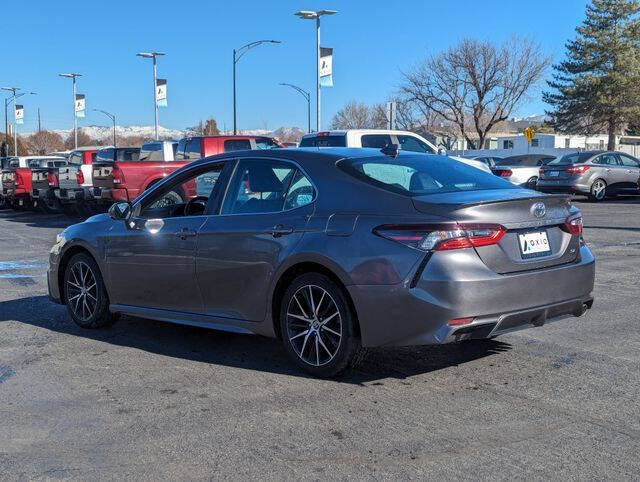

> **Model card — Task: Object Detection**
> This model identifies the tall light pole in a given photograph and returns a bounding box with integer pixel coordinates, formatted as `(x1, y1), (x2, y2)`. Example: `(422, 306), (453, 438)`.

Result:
(1, 87), (21, 155)
(233, 40), (281, 135)
(295, 10), (336, 132)
(136, 52), (165, 140)
(3, 92), (35, 146)
(279, 83), (311, 133)
(58, 73), (82, 149)
(94, 109), (117, 147)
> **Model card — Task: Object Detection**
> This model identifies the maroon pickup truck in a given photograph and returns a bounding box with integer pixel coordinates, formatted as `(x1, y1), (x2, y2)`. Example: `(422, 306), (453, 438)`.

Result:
(91, 135), (282, 204)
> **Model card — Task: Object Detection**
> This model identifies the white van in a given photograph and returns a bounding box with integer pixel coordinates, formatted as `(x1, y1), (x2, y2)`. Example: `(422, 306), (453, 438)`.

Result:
(299, 129), (491, 172)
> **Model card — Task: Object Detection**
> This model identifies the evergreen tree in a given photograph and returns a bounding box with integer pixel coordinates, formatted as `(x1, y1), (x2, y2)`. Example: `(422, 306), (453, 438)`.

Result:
(544, 0), (640, 149)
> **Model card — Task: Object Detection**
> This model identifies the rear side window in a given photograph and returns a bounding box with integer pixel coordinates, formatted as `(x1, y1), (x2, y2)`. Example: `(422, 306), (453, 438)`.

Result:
(255, 137), (280, 149)
(299, 135), (346, 147)
(97, 149), (115, 163)
(116, 149), (140, 162)
(595, 154), (619, 166)
(176, 139), (188, 160)
(68, 152), (83, 165)
(186, 138), (202, 159)
(139, 143), (162, 162)
(396, 135), (435, 154)
(338, 155), (516, 196)
(361, 134), (392, 149)
(224, 139), (252, 151)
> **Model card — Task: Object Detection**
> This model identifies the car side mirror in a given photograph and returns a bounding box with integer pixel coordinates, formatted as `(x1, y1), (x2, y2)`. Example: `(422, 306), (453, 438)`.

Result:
(108, 201), (132, 221)
(437, 147), (447, 155)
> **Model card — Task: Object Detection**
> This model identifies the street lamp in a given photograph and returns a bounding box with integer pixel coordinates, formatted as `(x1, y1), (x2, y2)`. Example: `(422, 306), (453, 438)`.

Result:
(136, 52), (165, 141)
(93, 109), (117, 147)
(279, 83), (311, 134)
(4, 91), (35, 147)
(233, 40), (281, 135)
(58, 73), (82, 150)
(294, 9), (337, 131)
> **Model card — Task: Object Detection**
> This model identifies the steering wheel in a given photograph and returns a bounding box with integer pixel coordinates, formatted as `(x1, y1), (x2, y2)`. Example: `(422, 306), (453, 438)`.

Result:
(184, 196), (208, 216)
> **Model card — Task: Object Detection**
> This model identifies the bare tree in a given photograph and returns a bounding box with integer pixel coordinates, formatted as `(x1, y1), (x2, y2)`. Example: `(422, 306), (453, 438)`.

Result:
(64, 129), (102, 150)
(330, 101), (380, 129)
(401, 37), (550, 149)
(24, 130), (65, 155)
(187, 118), (221, 136)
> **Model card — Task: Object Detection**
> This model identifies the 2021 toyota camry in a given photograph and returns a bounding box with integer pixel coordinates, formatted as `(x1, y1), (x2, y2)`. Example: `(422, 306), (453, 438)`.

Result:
(48, 147), (595, 377)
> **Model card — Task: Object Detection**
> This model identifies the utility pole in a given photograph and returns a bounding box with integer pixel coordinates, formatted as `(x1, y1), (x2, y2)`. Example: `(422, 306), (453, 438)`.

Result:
(58, 73), (82, 149)
(1, 87), (20, 156)
(38, 108), (41, 132)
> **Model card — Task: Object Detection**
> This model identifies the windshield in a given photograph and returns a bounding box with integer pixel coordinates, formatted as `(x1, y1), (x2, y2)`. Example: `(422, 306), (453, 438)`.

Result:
(338, 154), (517, 196)
(548, 152), (594, 165)
(255, 137), (281, 149)
(300, 135), (346, 147)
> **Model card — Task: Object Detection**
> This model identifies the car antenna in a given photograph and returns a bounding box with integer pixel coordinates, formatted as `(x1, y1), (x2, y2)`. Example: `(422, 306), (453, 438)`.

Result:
(381, 143), (400, 158)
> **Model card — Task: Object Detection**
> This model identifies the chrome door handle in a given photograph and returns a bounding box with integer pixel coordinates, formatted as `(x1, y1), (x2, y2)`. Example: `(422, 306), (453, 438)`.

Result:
(175, 229), (197, 240)
(265, 225), (293, 237)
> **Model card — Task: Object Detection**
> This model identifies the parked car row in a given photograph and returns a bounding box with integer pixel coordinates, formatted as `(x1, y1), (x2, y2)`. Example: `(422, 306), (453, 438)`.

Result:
(0, 135), (284, 215)
(476, 151), (640, 202)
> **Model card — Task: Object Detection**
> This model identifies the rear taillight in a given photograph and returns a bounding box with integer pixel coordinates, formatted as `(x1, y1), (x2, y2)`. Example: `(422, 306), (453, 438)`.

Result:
(113, 166), (124, 185)
(76, 170), (85, 184)
(499, 169), (512, 177)
(539, 168), (545, 175)
(317, 131), (330, 137)
(566, 165), (590, 175)
(48, 172), (58, 187)
(14, 172), (23, 187)
(374, 223), (507, 251)
(562, 212), (583, 235)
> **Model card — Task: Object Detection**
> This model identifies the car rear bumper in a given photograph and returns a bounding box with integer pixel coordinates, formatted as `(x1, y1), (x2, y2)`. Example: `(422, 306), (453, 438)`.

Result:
(348, 244), (595, 347)
(56, 187), (94, 202)
(91, 187), (128, 202)
(537, 180), (590, 195)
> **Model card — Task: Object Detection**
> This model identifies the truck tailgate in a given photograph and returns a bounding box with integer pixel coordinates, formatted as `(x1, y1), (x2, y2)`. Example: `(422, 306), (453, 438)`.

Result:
(58, 166), (80, 190)
(92, 163), (114, 189)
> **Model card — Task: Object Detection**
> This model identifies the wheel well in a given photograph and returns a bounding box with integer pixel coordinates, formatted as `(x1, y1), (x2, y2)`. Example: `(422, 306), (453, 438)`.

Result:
(57, 246), (97, 304)
(271, 262), (360, 340)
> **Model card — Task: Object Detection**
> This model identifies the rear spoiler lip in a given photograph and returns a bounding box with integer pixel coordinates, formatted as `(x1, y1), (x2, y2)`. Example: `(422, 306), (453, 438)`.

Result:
(413, 192), (571, 210)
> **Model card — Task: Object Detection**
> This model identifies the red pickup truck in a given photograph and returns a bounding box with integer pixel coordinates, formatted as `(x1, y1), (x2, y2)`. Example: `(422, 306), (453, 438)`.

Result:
(3, 156), (67, 209)
(91, 136), (282, 204)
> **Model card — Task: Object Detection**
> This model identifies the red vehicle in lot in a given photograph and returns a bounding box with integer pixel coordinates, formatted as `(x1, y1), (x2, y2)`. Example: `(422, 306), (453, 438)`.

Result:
(3, 156), (67, 209)
(91, 136), (283, 203)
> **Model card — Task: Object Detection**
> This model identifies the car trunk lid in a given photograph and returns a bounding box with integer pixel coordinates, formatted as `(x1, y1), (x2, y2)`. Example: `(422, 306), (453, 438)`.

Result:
(412, 189), (579, 274)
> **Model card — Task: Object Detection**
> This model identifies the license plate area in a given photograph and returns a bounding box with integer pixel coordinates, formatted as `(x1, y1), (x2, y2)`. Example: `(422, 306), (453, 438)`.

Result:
(549, 171), (560, 177)
(518, 230), (551, 259)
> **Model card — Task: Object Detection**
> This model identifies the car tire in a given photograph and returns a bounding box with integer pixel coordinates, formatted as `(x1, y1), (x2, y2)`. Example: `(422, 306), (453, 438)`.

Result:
(279, 273), (363, 378)
(40, 196), (63, 214)
(526, 176), (538, 190)
(62, 204), (77, 216)
(63, 253), (117, 329)
(589, 178), (607, 202)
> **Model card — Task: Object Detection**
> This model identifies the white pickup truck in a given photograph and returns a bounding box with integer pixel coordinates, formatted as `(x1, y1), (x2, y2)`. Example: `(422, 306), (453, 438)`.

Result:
(299, 129), (492, 173)
(56, 146), (105, 214)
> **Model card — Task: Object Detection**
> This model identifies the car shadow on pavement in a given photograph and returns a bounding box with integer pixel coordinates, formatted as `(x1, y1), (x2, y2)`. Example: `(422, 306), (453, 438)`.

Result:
(0, 209), (82, 229)
(0, 295), (512, 384)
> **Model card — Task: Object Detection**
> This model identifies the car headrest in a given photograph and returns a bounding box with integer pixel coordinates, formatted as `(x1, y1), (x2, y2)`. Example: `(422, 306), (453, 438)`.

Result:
(247, 165), (284, 193)
(410, 171), (439, 191)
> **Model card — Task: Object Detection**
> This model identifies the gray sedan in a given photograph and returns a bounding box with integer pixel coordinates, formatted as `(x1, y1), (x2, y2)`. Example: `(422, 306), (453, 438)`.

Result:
(538, 150), (640, 201)
(48, 148), (595, 377)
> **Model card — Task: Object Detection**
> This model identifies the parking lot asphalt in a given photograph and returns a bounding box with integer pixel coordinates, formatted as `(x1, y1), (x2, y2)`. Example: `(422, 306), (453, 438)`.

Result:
(0, 199), (639, 480)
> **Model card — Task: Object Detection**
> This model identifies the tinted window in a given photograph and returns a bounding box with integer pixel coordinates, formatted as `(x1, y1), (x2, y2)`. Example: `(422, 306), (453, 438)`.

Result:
(224, 139), (252, 151)
(361, 134), (392, 149)
(97, 149), (115, 163)
(255, 137), (281, 149)
(139, 143), (162, 162)
(548, 152), (595, 165)
(338, 155), (516, 196)
(91, 153), (97, 163)
(222, 159), (296, 214)
(397, 135), (435, 153)
(595, 154), (619, 166)
(186, 138), (202, 159)
(619, 154), (640, 167)
(116, 148), (140, 162)
(283, 170), (315, 210)
(68, 152), (83, 166)
(299, 135), (346, 147)
(176, 139), (188, 160)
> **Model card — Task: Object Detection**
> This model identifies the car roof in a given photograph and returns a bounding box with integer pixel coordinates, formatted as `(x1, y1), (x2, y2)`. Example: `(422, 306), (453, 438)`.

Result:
(300, 129), (421, 138)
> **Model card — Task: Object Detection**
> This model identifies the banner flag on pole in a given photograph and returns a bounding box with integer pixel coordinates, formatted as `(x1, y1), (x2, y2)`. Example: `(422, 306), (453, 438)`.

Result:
(319, 47), (333, 87)
(156, 79), (167, 107)
(15, 104), (24, 124)
(75, 94), (86, 118)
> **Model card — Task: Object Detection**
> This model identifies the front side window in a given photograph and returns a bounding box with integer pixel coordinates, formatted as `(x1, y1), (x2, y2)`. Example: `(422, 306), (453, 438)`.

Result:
(222, 160), (313, 214)
(619, 154), (640, 167)
(224, 139), (252, 151)
(361, 134), (392, 149)
(397, 135), (435, 154)
(338, 155), (516, 196)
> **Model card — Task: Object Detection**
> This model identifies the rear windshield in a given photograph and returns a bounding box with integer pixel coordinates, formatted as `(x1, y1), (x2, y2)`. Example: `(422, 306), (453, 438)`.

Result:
(495, 156), (555, 167)
(300, 135), (346, 147)
(97, 148), (140, 163)
(338, 155), (517, 196)
(548, 152), (594, 165)
(255, 137), (281, 149)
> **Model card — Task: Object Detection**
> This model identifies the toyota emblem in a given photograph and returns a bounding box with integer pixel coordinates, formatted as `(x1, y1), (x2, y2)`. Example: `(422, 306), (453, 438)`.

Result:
(532, 202), (546, 218)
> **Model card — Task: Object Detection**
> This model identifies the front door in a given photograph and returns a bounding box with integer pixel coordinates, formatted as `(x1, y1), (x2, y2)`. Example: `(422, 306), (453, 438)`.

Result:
(196, 158), (316, 321)
(618, 153), (640, 192)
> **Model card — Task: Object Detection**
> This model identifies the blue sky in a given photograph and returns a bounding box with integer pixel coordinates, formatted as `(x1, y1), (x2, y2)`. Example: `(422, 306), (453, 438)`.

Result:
(7, 0), (589, 133)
